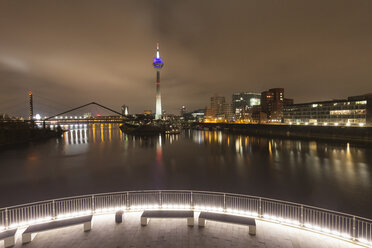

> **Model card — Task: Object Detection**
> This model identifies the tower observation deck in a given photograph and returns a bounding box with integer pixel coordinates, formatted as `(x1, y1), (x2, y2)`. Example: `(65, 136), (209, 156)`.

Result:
(153, 43), (164, 120)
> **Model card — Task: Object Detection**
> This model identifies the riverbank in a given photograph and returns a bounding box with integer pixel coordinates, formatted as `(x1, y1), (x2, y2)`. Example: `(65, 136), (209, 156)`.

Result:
(0, 122), (64, 148)
(192, 123), (372, 144)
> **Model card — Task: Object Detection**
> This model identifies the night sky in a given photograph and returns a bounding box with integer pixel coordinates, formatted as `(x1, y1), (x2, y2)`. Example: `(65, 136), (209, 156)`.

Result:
(0, 0), (371, 117)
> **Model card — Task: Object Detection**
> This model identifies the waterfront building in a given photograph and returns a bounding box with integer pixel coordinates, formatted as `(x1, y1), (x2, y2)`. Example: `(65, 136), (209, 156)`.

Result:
(204, 95), (234, 122)
(153, 43), (164, 120)
(283, 98), (294, 106)
(223, 103), (234, 122)
(205, 107), (212, 119)
(191, 109), (205, 122)
(283, 94), (372, 126)
(232, 92), (261, 121)
(261, 88), (284, 122)
(210, 95), (225, 118)
(261, 88), (293, 122)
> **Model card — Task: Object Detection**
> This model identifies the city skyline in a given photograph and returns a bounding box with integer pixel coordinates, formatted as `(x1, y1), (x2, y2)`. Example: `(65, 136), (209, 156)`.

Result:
(0, 1), (372, 247)
(0, 0), (372, 117)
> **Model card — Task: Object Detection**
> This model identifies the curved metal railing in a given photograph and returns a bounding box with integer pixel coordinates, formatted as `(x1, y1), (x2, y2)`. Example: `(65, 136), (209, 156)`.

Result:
(0, 190), (371, 246)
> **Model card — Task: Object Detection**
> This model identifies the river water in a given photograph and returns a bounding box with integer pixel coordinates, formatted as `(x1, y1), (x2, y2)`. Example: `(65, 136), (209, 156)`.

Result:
(0, 124), (371, 218)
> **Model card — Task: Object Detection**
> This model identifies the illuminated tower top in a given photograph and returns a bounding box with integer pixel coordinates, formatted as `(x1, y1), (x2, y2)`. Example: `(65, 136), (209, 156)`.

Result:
(153, 42), (164, 71)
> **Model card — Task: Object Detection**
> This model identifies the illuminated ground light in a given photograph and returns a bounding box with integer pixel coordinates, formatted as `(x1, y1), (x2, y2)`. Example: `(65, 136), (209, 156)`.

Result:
(194, 205), (224, 212)
(94, 207), (124, 214)
(57, 210), (92, 219)
(225, 208), (258, 216)
(357, 238), (372, 246)
(8, 216), (52, 229)
(129, 205), (160, 210)
(303, 223), (361, 242)
(162, 204), (190, 209)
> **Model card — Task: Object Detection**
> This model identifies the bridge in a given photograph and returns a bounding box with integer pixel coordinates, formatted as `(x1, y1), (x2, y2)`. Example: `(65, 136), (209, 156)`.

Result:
(41, 102), (129, 126)
(0, 92), (132, 125)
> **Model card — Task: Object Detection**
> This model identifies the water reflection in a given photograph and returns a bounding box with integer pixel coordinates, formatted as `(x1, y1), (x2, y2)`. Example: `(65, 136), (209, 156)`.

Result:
(1, 124), (371, 219)
(188, 130), (371, 210)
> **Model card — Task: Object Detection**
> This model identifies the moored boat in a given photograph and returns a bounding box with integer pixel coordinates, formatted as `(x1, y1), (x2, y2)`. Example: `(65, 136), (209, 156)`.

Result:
(119, 122), (165, 135)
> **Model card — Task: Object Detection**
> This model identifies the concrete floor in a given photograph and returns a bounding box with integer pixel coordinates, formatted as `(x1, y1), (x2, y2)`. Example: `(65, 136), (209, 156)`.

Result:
(5, 212), (365, 248)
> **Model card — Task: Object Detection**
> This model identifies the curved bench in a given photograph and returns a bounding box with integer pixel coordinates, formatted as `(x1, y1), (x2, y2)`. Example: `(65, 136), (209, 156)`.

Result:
(198, 212), (256, 235)
(22, 215), (92, 244)
(0, 229), (17, 248)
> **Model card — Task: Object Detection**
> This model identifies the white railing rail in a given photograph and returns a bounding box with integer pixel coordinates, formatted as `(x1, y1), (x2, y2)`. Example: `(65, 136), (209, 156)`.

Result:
(0, 190), (371, 246)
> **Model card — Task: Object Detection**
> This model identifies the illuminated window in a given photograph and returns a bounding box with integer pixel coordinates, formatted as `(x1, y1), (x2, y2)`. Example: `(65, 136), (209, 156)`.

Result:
(330, 109), (366, 115)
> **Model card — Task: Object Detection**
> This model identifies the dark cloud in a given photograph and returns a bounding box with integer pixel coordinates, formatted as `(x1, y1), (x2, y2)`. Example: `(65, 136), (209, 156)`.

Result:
(0, 0), (371, 117)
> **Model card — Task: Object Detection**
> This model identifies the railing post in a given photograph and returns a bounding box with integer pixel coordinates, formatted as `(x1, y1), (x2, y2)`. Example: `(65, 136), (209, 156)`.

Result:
(259, 198), (262, 218)
(352, 216), (356, 241)
(300, 205), (304, 226)
(126, 192), (130, 210)
(223, 193), (226, 212)
(159, 191), (162, 208)
(52, 200), (56, 220)
(5, 208), (8, 229)
(92, 195), (95, 213)
(190, 191), (194, 210)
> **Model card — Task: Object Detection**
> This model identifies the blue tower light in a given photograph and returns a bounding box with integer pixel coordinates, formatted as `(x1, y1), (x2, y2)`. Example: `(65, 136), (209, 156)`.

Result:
(153, 58), (164, 69)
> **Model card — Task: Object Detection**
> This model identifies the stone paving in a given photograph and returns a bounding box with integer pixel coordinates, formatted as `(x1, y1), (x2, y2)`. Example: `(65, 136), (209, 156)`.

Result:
(6, 212), (364, 248)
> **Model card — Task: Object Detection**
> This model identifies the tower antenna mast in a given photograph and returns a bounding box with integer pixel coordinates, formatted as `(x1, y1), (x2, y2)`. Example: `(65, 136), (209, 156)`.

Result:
(153, 43), (164, 120)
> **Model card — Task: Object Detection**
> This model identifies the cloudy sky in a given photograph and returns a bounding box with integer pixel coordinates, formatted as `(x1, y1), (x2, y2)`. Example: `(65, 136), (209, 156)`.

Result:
(0, 0), (371, 117)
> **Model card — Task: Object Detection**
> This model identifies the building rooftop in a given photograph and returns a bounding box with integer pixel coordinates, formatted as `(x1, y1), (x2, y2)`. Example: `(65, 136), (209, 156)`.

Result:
(285, 94), (372, 107)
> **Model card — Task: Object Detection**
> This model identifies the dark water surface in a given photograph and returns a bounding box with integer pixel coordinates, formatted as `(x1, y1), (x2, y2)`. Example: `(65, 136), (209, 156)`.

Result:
(0, 124), (371, 218)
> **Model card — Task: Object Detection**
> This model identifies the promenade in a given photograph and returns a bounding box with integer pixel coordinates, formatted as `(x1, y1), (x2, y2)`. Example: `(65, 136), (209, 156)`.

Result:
(10, 212), (363, 248)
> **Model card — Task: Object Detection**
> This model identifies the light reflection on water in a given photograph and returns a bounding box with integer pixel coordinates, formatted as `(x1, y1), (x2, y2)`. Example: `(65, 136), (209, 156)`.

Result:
(0, 124), (371, 219)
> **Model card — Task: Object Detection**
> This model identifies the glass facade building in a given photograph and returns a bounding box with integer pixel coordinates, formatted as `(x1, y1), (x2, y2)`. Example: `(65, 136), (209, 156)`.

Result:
(283, 94), (372, 126)
(232, 92), (261, 120)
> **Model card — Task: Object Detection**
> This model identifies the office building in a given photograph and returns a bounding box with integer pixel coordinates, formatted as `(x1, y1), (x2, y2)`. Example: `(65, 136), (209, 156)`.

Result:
(210, 95), (225, 119)
(261, 88), (293, 122)
(283, 94), (372, 126)
(204, 95), (233, 122)
(261, 88), (284, 122)
(223, 103), (234, 122)
(232, 92), (261, 120)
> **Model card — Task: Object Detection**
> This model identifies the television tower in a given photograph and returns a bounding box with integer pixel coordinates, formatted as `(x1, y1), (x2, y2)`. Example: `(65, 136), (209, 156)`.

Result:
(153, 43), (164, 120)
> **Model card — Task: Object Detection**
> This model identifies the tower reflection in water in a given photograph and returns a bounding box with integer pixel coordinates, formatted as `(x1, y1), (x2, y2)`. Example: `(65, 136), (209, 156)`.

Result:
(53, 125), (370, 217)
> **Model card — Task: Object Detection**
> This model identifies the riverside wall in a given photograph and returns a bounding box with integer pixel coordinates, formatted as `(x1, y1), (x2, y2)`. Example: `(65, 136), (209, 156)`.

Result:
(193, 123), (372, 144)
